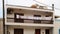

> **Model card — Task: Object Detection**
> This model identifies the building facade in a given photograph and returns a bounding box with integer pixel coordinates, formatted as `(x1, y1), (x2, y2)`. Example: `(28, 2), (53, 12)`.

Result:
(54, 19), (60, 34)
(4, 4), (56, 34)
(0, 18), (3, 34)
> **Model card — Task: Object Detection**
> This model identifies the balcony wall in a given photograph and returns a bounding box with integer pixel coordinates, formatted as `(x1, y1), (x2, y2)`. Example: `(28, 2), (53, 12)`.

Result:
(7, 17), (53, 24)
(7, 14), (53, 24)
(7, 8), (53, 24)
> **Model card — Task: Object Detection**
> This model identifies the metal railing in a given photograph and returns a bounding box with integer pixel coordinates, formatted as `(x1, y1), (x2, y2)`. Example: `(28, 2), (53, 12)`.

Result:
(16, 16), (52, 20)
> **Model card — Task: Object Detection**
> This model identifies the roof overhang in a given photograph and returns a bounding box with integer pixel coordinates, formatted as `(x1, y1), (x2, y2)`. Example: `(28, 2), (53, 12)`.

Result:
(6, 4), (53, 13)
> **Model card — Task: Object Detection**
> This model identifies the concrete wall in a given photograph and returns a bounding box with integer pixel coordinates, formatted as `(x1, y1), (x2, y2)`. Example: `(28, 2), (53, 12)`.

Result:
(0, 19), (3, 34)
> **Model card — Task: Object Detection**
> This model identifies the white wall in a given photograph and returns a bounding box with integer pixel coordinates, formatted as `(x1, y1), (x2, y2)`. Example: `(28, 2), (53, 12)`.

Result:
(8, 26), (52, 34)
(24, 28), (35, 34)
(8, 26), (35, 34)
(41, 28), (45, 34)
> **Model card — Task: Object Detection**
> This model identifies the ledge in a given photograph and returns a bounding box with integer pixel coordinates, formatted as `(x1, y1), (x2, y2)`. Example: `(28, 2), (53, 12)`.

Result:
(5, 22), (54, 27)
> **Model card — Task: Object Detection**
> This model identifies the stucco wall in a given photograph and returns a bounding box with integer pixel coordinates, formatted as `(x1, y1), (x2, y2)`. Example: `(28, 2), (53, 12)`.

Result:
(8, 26), (35, 34)
(8, 26), (52, 34)
(0, 19), (3, 34)
(24, 28), (35, 34)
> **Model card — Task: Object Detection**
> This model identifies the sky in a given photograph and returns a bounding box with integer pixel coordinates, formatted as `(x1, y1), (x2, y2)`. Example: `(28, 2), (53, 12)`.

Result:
(0, 0), (3, 18)
(0, 0), (60, 18)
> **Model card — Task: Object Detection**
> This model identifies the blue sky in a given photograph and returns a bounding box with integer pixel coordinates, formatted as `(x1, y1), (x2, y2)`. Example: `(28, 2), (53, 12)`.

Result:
(0, 0), (60, 18)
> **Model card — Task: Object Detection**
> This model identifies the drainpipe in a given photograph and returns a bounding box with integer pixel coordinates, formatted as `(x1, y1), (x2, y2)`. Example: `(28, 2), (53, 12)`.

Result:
(52, 4), (54, 34)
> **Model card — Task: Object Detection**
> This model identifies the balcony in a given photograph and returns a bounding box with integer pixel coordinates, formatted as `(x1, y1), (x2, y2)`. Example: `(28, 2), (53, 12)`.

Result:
(17, 16), (52, 20)
(7, 15), (53, 24)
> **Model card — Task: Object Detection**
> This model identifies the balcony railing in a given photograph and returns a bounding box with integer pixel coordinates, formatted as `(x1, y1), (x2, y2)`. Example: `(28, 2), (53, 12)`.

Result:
(17, 16), (52, 20)
(7, 16), (53, 24)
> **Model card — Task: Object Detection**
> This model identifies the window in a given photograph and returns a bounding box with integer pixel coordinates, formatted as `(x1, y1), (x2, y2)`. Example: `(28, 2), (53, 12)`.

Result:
(14, 29), (23, 34)
(14, 13), (24, 23)
(34, 15), (41, 23)
(35, 29), (41, 34)
(59, 29), (60, 34)
(45, 29), (50, 34)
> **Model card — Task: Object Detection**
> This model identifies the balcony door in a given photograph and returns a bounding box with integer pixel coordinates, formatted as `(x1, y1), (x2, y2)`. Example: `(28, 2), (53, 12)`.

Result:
(14, 29), (23, 34)
(35, 29), (41, 34)
(45, 29), (50, 34)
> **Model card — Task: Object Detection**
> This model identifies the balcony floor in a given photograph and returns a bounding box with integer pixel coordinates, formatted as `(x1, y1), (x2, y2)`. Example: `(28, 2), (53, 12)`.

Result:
(5, 22), (54, 27)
